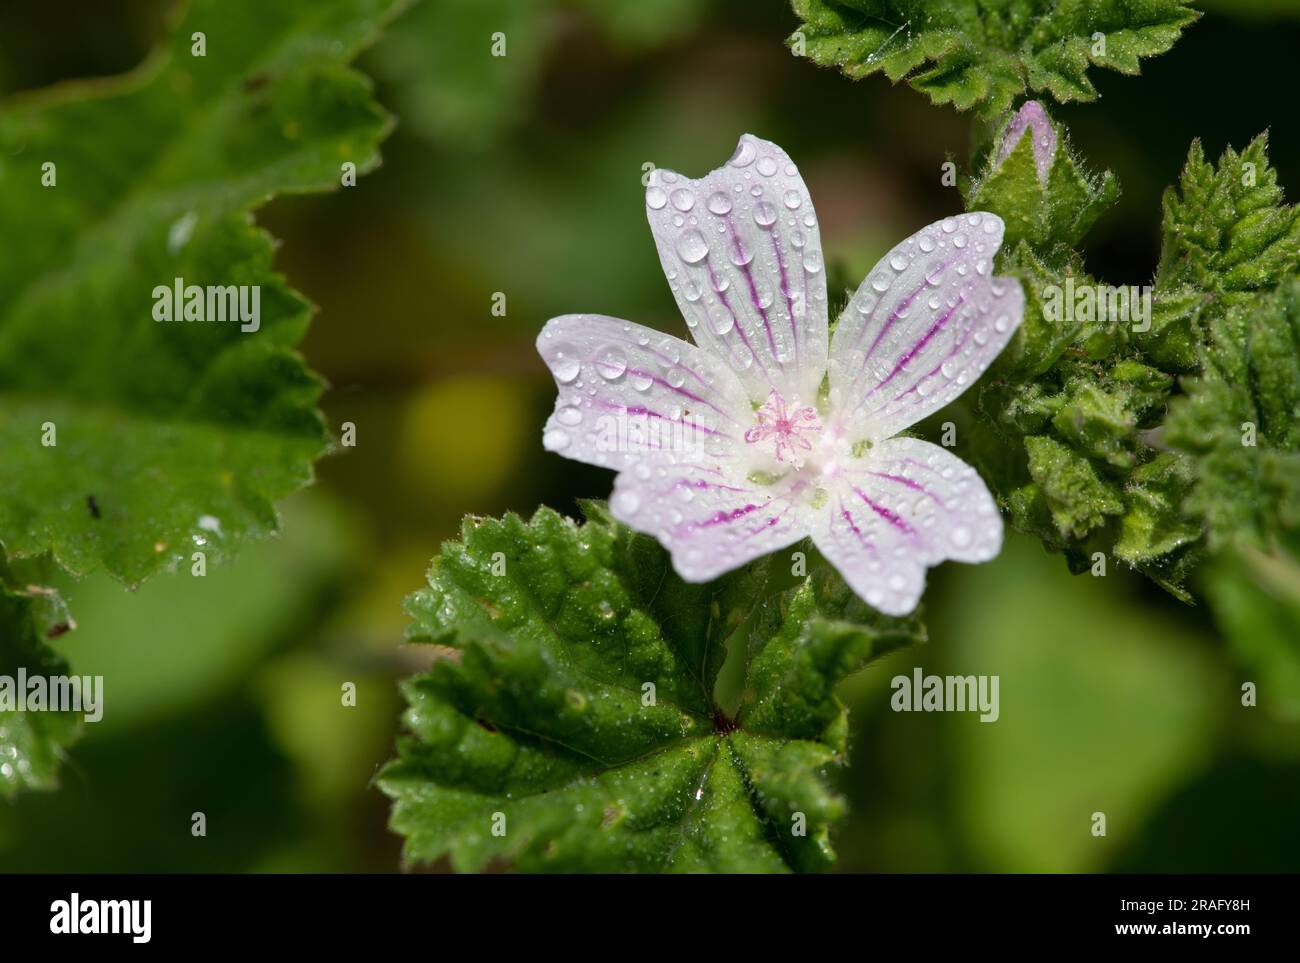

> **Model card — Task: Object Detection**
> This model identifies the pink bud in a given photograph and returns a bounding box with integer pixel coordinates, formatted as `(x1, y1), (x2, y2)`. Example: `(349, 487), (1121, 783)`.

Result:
(995, 100), (1057, 184)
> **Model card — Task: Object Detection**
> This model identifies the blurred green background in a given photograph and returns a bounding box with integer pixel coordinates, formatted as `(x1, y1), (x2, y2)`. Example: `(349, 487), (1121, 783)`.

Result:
(1, 0), (1298, 872)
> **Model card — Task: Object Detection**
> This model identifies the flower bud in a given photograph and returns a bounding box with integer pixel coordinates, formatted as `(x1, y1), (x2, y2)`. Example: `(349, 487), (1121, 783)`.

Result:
(995, 100), (1057, 184)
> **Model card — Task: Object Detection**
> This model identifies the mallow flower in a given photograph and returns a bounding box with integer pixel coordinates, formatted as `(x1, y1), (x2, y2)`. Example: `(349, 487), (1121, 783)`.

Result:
(537, 135), (1024, 615)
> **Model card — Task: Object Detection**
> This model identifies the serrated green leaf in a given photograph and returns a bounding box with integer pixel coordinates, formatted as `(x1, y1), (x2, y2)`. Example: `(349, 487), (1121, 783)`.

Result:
(1165, 280), (1300, 554)
(789, 0), (1199, 115)
(0, 0), (406, 585)
(1157, 134), (1300, 295)
(380, 506), (923, 873)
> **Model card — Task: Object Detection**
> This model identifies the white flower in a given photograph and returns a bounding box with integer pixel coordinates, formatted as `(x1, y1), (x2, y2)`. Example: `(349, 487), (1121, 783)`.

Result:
(537, 135), (1024, 616)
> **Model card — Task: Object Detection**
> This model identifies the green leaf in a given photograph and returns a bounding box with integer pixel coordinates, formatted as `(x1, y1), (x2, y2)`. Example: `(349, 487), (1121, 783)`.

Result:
(961, 121), (1300, 601)
(1202, 542), (1300, 720)
(789, 0), (1199, 115)
(377, 0), (706, 149)
(1164, 280), (1300, 554)
(0, 554), (81, 797)
(379, 506), (924, 873)
(1157, 134), (1300, 296)
(0, 0), (407, 585)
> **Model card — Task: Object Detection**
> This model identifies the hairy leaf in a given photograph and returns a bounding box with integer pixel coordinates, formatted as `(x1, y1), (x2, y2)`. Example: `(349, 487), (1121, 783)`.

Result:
(960, 119), (1300, 600)
(0, 0), (406, 584)
(789, 0), (1199, 115)
(379, 506), (923, 873)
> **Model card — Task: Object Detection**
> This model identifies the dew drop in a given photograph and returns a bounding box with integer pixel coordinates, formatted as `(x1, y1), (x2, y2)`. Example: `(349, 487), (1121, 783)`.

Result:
(596, 346), (628, 379)
(646, 186), (668, 210)
(676, 229), (709, 264)
(707, 191), (733, 215)
(550, 346), (581, 383)
(729, 139), (757, 167)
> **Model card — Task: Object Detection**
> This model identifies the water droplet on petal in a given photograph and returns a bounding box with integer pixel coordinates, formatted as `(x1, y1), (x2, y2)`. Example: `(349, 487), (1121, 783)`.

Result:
(707, 191), (733, 215)
(550, 345), (581, 383)
(646, 187), (668, 210)
(596, 346), (627, 380)
(676, 229), (709, 264)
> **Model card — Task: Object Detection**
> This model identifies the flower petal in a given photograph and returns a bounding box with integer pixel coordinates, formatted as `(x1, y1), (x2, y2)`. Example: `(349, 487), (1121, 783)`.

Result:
(645, 134), (829, 405)
(994, 100), (1057, 184)
(812, 437), (1003, 616)
(537, 314), (753, 471)
(828, 212), (1023, 440)
(609, 455), (813, 583)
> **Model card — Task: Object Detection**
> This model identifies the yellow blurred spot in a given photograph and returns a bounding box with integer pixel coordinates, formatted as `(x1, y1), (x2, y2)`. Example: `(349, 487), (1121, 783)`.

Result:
(398, 374), (530, 501)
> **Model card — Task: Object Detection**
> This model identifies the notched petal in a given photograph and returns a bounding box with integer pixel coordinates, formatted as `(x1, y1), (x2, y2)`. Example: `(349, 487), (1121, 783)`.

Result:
(645, 134), (829, 405)
(812, 438), (1003, 616)
(536, 313), (753, 471)
(829, 212), (1024, 439)
(609, 456), (812, 583)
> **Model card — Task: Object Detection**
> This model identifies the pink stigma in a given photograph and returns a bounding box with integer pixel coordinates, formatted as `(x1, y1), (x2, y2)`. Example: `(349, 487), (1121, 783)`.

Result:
(744, 389), (821, 464)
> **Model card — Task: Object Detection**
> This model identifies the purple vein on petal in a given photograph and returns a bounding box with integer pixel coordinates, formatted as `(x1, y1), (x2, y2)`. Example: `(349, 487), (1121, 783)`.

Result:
(644, 346), (712, 390)
(837, 499), (880, 557)
(665, 475), (750, 496)
(621, 367), (739, 424)
(768, 228), (799, 370)
(853, 252), (961, 363)
(600, 401), (732, 438)
(705, 250), (772, 380)
(724, 216), (780, 363)
(860, 291), (968, 403)
(866, 471), (949, 511)
(862, 301), (979, 424)
(852, 485), (915, 536)
(684, 501), (767, 531)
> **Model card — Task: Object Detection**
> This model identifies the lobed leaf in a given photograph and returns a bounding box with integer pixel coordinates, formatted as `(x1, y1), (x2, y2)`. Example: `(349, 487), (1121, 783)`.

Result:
(0, 0), (407, 585)
(789, 0), (1199, 115)
(380, 506), (924, 873)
